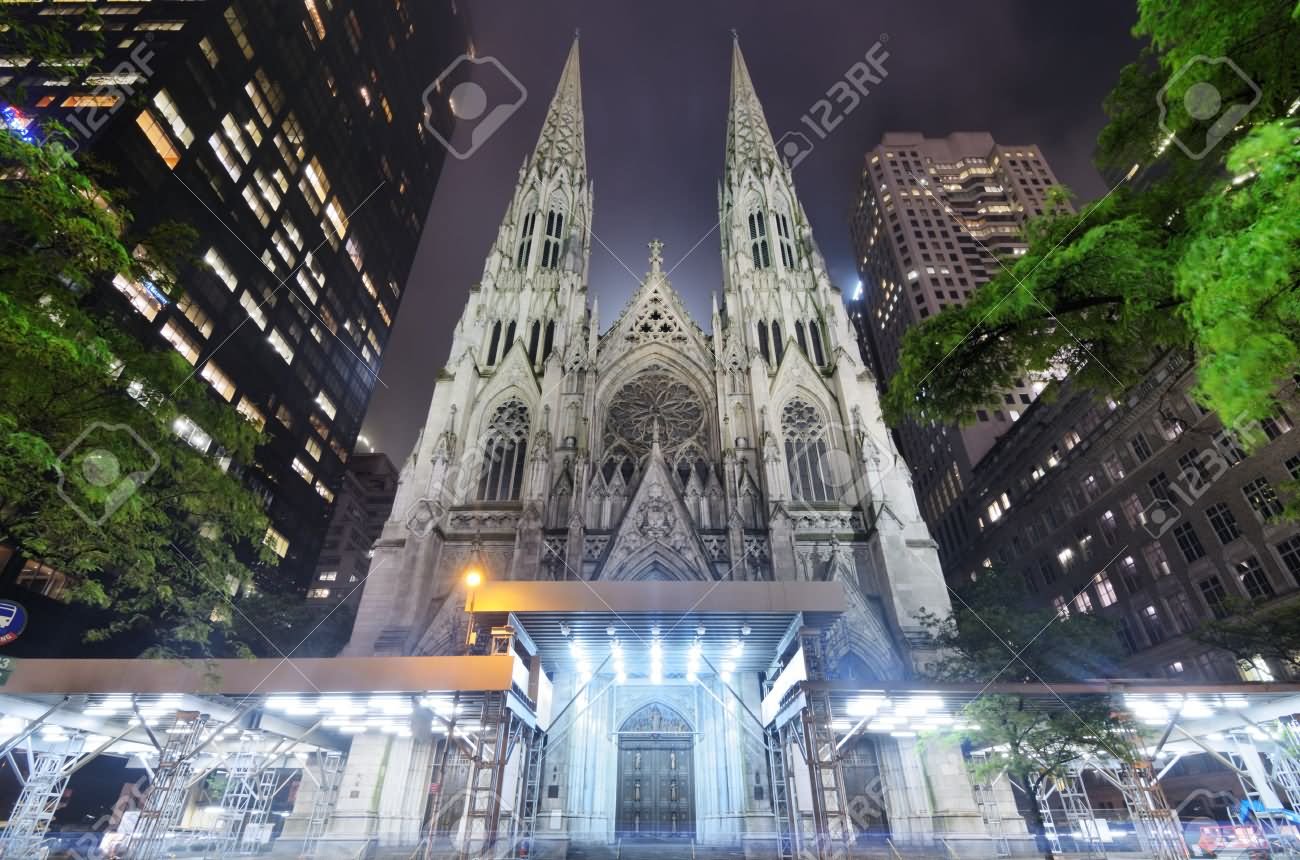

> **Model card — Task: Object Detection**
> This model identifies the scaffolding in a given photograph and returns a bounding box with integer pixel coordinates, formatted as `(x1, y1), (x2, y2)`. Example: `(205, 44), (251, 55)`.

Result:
(767, 724), (796, 860)
(210, 733), (279, 855)
(458, 690), (534, 860)
(1270, 719), (1300, 810)
(300, 750), (344, 858)
(967, 756), (1010, 858)
(0, 732), (85, 858)
(767, 627), (852, 860)
(125, 710), (209, 860)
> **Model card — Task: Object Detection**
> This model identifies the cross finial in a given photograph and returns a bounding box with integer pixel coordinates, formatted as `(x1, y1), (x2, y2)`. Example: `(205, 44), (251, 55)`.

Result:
(574, 27), (580, 41)
(730, 28), (739, 42)
(648, 238), (664, 273)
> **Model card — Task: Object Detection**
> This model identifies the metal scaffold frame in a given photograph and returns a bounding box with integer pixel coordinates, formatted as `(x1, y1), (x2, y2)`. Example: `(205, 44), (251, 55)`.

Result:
(300, 750), (344, 858)
(210, 733), (279, 855)
(766, 627), (852, 860)
(458, 690), (534, 860)
(0, 732), (85, 858)
(967, 753), (1010, 858)
(125, 710), (209, 860)
(1269, 719), (1300, 810)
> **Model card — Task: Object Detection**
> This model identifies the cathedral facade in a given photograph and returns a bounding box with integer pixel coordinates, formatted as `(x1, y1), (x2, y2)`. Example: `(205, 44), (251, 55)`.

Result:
(333, 37), (1007, 854)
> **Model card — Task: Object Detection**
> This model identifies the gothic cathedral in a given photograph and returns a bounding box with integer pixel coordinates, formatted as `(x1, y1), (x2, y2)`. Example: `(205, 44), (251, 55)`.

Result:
(339, 37), (994, 851)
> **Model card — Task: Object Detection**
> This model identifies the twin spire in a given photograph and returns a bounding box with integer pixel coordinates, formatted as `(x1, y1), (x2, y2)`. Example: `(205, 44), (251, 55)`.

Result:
(527, 33), (781, 178)
(530, 36), (586, 174)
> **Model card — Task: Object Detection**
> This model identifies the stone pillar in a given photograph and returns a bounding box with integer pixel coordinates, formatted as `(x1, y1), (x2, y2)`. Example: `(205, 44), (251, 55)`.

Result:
(326, 734), (434, 851)
(878, 736), (935, 847)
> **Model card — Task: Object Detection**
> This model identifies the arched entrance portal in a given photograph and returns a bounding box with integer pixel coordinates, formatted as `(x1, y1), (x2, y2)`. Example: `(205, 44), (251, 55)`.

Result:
(615, 703), (695, 839)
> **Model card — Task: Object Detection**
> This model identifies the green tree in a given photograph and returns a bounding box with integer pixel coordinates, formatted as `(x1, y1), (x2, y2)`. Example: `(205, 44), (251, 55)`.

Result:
(918, 568), (1133, 857)
(1191, 595), (1300, 676)
(884, 0), (1300, 467)
(0, 128), (273, 656)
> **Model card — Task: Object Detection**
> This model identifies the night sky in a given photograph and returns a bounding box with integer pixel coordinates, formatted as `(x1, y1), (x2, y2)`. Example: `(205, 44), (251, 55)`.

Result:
(362, 0), (1143, 461)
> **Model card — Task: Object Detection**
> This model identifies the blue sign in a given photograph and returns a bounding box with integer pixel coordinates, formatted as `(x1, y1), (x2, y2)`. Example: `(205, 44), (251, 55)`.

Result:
(0, 601), (28, 645)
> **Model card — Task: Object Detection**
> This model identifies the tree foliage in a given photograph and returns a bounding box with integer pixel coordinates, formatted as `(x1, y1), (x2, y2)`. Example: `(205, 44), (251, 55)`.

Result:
(1191, 596), (1300, 676)
(0, 128), (273, 656)
(918, 569), (1135, 851)
(884, 0), (1300, 462)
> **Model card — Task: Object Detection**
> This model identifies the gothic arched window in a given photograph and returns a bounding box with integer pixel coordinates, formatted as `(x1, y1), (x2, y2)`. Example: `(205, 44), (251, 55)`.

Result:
(748, 210), (771, 269)
(477, 399), (530, 501)
(782, 398), (834, 502)
(757, 320), (770, 364)
(517, 210), (537, 269)
(774, 210), (797, 269)
(771, 321), (784, 364)
(486, 321), (502, 366)
(795, 320), (808, 356)
(527, 320), (541, 364)
(543, 320), (556, 361)
(504, 320), (517, 359)
(541, 208), (565, 269)
(810, 320), (826, 366)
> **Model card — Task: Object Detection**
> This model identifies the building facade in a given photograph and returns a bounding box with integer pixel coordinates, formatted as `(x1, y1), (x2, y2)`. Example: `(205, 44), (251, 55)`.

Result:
(1, 0), (467, 588)
(848, 132), (1065, 566)
(309, 452), (399, 606)
(952, 351), (1300, 683)
(313, 38), (1015, 853)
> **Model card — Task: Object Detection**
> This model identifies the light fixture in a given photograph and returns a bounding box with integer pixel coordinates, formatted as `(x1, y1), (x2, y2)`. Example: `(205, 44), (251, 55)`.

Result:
(650, 633), (663, 685)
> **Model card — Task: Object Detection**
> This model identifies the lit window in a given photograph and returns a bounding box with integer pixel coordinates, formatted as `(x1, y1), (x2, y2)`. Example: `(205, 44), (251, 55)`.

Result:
(241, 186), (269, 227)
(236, 397), (266, 431)
(315, 482), (335, 503)
(239, 290), (267, 329)
(318, 570), (338, 582)
(304, 157), (330, 202)
(204, 248), (238, 290)
(304, 437), (322, 461)
(208, 133), (241, 180)
(199, 361), (236, 401)
(267, 328), (294, 363)
(112, 273), (165, 320)
(292, 457), (314, 482)
(304, 0), (327, 40)
(324, 198), (348, 239)
(136, 110), (180, 169)
(152, 89), (193, 147)
(199, 36), (219, 67)
(224, 5), (255, 60)
(315, 392), (337, 420)
(160, 319), (200, 364)
(307, 588), (331, 599)
(62, 94), (120, 108)
(172, 416), (213, 453)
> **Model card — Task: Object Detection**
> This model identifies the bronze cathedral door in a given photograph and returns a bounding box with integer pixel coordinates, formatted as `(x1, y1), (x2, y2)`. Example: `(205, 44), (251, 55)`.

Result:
(615, 704), (695, 839)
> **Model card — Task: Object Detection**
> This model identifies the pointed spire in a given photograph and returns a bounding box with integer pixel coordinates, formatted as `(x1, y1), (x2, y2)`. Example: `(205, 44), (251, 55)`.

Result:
(531, 35), (586, 174)
(725, 36), (780, 171)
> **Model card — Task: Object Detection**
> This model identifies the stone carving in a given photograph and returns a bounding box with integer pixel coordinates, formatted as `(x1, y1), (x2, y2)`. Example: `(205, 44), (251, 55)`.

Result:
(620, 703), (692, 734)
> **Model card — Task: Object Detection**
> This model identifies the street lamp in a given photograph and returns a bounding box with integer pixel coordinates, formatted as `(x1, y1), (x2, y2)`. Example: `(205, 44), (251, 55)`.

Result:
(463, 566), (484, 650)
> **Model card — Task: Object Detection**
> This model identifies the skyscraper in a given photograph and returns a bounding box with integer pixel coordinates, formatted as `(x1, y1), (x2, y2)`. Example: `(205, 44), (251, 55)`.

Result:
(0, 1), (468, 588)
(849, 131), (1066, 563)
(309, 452), (399, 607)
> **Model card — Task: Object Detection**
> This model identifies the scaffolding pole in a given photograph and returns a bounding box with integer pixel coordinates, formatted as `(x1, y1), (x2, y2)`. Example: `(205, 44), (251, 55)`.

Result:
(789, 627), (852, 860)
(125, 710), (209, 860)
(1268, 719), (1300, 811)
(1112, 723), (1188, 860)
(968, 754), (1010, 858)
(300, 750), (343, 858)
(0, 733), (85, 858)
(209, 733), (279, 855)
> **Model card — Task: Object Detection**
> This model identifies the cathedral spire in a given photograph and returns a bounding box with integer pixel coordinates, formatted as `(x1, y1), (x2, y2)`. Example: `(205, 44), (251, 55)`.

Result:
(531, 35), (586, 174)
(725, 36), (780, 172)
